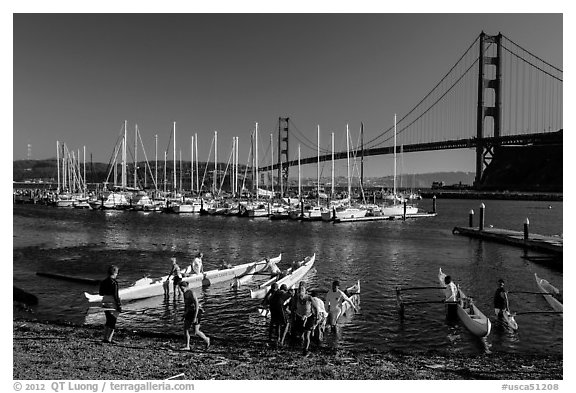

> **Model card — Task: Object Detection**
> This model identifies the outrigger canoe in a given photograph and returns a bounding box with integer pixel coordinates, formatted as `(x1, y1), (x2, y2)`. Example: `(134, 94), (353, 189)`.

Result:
(250, 254), (316, 299)
(438, 268), (491, 337)
(85, 254), (281, 302)
(498, 309), (519, 331)
(534, 273), (563, 313)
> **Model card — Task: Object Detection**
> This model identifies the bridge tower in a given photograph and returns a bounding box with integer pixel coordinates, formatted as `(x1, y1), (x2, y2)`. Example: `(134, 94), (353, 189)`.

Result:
(277, 117), (289, 196)
(475, 32), (503, 187)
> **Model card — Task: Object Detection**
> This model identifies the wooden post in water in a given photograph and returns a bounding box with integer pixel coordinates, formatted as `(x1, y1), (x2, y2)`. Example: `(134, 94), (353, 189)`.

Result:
(432, 195), (437, 213)
(524, 218), (530, 240)
(403, 200), (407, 221)
(479, 203), (485, 231)
(469, 209), (475, 227)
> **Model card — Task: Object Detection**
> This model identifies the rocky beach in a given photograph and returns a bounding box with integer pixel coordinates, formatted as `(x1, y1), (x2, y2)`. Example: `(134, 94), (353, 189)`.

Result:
(13, 319), (562, 380)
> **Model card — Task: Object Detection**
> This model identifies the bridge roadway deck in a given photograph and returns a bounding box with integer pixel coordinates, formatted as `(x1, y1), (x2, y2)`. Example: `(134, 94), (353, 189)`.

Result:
(452, 226), (562, 255)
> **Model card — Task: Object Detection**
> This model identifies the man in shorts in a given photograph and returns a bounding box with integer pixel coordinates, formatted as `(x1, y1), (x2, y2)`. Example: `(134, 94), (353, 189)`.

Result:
(293, 281), (318, 356)
(179, 281), (210, 350)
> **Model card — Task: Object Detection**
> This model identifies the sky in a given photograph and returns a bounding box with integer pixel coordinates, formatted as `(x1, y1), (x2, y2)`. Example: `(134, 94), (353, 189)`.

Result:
(11, 9), (564, 180)
(11, 11), (564, 178)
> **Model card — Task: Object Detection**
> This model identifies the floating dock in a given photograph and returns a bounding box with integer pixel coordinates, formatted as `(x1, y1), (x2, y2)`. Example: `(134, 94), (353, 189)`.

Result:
(334, 212), (437, 223)
(452, 226), (562, 255)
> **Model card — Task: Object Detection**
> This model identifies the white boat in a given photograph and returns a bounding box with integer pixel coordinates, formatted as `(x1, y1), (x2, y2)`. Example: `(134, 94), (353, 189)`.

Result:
(321, 206), (367, 221)
(250, 254), (316, 299)
(54, 194), (74, 208)
(130, 192), (154, 211)
(534, 273), (563, 313)
(246, 202), (270, 218)
(85, 254), (282, 302)
(438, 268), (491, 337)
(101, 192), (130, 210)
(380, 203), (419, 217)
(302, 205), (325, 221)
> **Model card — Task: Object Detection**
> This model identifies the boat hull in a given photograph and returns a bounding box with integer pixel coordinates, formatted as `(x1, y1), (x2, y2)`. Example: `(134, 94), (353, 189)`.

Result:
(438, 268), (491, 337)
(534, 273), (563, 312)
(85, 254), (281, 302)
(250, 254), (316, 299)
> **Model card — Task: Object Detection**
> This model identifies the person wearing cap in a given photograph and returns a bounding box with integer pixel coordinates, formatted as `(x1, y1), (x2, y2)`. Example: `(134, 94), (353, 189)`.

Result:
(179, 281), (210, 351)
(324, 280), (357, 330)
(493, 278), (510, 317)
(166, 257), (184, 297)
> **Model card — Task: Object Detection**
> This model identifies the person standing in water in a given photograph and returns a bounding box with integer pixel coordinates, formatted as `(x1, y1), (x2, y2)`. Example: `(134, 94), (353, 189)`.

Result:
(179, 281), (210, 350)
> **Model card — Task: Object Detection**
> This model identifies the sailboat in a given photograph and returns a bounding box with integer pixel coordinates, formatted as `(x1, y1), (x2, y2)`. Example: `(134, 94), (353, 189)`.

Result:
(322, 124), (367, 221)
(302, 126), (328, 221)
(381, 115), (419, 217)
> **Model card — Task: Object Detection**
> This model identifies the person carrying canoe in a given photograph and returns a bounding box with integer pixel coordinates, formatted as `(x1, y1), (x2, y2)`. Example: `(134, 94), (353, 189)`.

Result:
(166, 257), (184, 297)
(324, 280), (357, 331)
(310, 290), (329, 342)
(192, 252), (204, 275)
(293, 281), (318, 356)
(268, 283), (292, 346)
(493, 278), (510, 317)
(99, 265), (122, 344)
(265, 257), (281, 277)
(179, 281), (210, 351)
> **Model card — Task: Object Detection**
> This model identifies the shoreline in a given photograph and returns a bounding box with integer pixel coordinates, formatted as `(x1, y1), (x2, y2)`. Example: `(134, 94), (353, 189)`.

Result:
(13, 319), (563, 380)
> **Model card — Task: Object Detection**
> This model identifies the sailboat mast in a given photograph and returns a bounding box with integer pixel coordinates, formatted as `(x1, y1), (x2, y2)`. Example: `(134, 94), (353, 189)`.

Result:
(214, 130), (218, 196)
(163, 151), (167, 194)
(393, 114), (397, 200)
(56, 141), (60, 193)
(361, 122), (364, 190)
(270, 133), (274, 195)
(179, 150), (182, 192)
(122, 120), (127, 191)
(317, 125), (320, 204)
(255, 123), (259, 197)
(331, 132), (334, 197)
(346, 124), (351, 206)
(173, 122), (176, 194)
(155, 134), (158, 192)
(195, 133), (199, 195)
(235, 137), (239, 196)
(191, 136), (194, 194)
(83, 145), (86, 194)
(134, 125), (138, 188)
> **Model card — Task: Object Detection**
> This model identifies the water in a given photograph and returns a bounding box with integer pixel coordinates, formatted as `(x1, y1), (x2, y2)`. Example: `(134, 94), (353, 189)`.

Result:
(13, 199), (563, 355)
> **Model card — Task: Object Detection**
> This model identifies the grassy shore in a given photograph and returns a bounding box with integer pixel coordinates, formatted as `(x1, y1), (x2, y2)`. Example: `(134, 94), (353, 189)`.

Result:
(13, 319), (562, 380)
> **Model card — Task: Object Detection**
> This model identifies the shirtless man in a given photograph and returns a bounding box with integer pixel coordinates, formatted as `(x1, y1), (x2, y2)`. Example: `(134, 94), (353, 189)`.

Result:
(166, 257), (184, 297)
(293, 282), (318, 356)
(324, 280), (357, 330)
(179, 281), (210, 350)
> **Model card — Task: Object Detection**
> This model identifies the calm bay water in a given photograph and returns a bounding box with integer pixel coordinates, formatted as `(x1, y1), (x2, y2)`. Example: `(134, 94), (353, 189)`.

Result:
(13, 199), (563, 355)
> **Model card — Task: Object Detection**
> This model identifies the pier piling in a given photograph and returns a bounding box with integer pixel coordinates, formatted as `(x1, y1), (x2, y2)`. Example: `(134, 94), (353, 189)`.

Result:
(524, 218), (530, 240)
(469, 209), (475, 227)
(432, 195), (437, 213)
(479, 203), (485, 231)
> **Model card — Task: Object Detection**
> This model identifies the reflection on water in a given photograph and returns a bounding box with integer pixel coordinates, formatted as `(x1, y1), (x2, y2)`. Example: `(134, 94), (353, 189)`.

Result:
(13, 200), (563, 355)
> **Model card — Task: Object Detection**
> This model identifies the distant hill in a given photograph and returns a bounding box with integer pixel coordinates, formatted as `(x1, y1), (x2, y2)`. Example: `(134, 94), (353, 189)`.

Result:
(13, 158), (475, 190)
